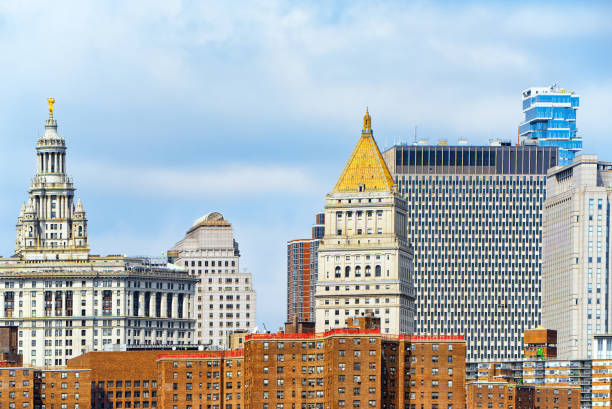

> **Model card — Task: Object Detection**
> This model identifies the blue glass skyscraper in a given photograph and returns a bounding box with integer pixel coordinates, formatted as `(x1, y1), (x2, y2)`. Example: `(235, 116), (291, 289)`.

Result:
(519, 85), (580, 166)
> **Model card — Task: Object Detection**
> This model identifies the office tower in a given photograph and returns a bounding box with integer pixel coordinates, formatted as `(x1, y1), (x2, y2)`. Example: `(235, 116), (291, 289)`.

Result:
(287, 212), (324, 323)
(314, 110), (416, 335)
(168, 212), (256, 348)
(543, 155), (612, 359)
(520, 85), (580, 166)
(382, 143), (558, 362)
(0, 100), (197, 366)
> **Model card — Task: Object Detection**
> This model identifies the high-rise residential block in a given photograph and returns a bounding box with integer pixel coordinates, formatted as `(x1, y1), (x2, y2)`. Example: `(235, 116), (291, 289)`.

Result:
(287, 212), (324, 323)
(0, 366), (92, 408)
(520, 85), (580, 166)
(382, 143), (558, 361)
(542, 155), (612, 359)
(0, 101), (197, 367)
(168, 212), (256, 348)
(59, 317), (466, 409)
(314, 110), (416, 335)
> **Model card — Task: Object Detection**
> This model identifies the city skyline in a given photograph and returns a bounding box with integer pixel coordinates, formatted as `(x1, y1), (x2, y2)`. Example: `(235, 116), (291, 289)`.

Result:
(0, 1), (611, 330)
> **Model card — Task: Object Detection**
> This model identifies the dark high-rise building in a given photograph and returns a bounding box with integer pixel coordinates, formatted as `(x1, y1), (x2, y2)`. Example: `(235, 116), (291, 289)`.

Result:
(287, 213), (324, 322)
(382, 143), (558, 362)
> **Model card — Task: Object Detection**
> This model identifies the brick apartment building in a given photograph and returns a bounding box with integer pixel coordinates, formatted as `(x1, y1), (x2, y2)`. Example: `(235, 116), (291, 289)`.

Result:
(287, 212), (324, 323)
(157, 351), (244, 409)
(0, 319), (465, 409)
(465, 329), (585, 409)
(0, 366), (91, 408)
(0, 326), (21, 367)
(466, 382), (579, 409)
(243, 316), (466, 409)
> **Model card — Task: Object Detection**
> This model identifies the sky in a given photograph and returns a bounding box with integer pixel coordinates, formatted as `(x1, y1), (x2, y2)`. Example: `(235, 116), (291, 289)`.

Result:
(0, 1), (611, 331)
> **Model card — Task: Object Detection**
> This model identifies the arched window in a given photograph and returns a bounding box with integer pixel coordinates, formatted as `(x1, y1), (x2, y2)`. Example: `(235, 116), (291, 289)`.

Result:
(345, 266), (350, 278)
(78, 226), (83, 237)
(375, 265), (381, 277)
(355, 266), (361, 278)
(28, 226), (33, 237)
(365, 266), (371, 277)
(335, 266), (341, 278)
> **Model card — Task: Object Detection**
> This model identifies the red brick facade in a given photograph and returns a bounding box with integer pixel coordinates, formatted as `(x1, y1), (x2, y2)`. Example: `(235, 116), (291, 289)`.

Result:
(0, 367), (90, 409)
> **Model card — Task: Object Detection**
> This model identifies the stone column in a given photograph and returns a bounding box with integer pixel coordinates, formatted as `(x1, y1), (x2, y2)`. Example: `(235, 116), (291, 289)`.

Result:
(148, 292), (155, 317)
(183, 295), (190, 319)
(160, 293), (167, 318)
(138, 292), (144, 316)
(171, 293), (178, 318)
(0, 292), (4, 318)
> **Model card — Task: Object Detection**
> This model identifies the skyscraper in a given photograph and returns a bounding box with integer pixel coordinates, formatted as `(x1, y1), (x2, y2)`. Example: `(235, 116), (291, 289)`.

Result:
(543, 155), (612, 359)
(382, 143), (558, 361)
(0, 100), (197, 366)
(168, 212), (256, 348)
(287, 212), (324, 323)
(314, 110), (416, 335)
(520, 85), (580, 166)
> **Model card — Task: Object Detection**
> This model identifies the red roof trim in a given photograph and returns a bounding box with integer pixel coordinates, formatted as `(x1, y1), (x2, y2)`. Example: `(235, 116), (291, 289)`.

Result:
(157, 350), (244, 360)
(245, 329), (464, 342)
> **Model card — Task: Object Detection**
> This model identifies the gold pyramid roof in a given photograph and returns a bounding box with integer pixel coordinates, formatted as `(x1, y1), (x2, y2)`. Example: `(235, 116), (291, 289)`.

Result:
(332, 109), (395, 193)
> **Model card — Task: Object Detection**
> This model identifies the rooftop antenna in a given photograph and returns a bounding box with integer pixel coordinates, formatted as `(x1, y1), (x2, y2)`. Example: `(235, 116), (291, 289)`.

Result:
(263, 323), (268, 332)
(414, 125), (417, 145)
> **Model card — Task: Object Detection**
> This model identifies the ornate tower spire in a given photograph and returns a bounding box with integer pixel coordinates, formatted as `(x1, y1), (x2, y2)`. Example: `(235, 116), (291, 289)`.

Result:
(332, 108), (395, 193)
(362, 107), (372, 133)
(14, 99), (89, 259)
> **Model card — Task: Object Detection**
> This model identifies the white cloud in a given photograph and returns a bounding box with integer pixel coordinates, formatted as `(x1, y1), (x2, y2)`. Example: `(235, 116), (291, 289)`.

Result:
(71, 160), (323, 198)
(0, 0), (610, 330)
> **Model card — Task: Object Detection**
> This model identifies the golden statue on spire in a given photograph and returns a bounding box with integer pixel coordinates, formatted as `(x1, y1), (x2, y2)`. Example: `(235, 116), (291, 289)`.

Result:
(47, 97), (55, 118)
(363, 107), (371, 131)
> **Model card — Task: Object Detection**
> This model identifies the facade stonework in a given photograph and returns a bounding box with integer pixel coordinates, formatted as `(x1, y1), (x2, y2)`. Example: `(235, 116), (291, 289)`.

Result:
(315, 111), (416, 335)
(168, 212), (256, 349)
(0, 105), (197, 367)
(543, 155), (612, 359)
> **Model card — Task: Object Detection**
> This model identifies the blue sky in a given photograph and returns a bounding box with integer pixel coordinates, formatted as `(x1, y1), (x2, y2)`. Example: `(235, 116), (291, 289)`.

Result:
(0, 1), (611, 330)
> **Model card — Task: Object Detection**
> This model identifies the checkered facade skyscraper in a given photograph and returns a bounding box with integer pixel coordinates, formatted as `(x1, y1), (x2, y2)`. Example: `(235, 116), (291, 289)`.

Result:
(383, 144), (558, 361)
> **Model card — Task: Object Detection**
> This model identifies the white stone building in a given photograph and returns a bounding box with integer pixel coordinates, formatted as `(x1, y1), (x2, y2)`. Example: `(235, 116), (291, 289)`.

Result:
(0, 102), (196, 366)
(543, 155), (612, 359)
(168, 212), (256, 348)
(314, 110), (416, 335)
